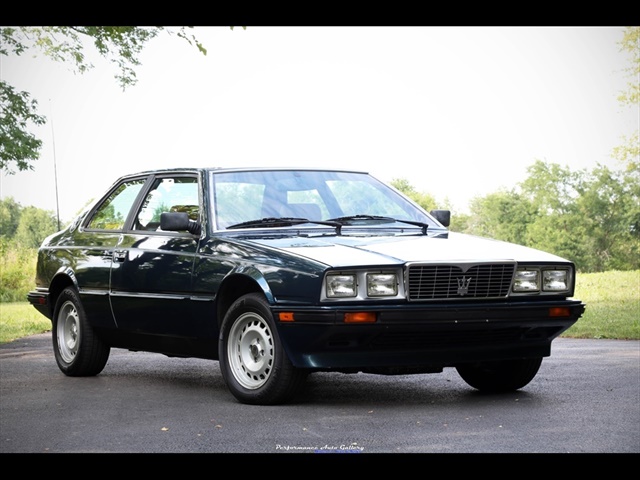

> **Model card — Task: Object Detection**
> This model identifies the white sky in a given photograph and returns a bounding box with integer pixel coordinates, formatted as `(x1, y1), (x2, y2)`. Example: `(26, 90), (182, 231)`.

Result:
(1, 26), (638, 223)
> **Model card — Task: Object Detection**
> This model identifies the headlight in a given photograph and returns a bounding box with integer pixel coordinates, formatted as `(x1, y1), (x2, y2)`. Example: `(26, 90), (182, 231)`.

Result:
(543, 269), (569, 292)
(514, 269), (540, 292)
(326, 274), (357, 298)
(513, 267), (571, 294)
(324, 270), (404, 300)
(366, 273), (398, 297)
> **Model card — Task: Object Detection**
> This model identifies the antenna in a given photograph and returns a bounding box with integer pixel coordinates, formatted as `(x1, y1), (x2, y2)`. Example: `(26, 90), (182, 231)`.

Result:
(49, 99), (60, 231)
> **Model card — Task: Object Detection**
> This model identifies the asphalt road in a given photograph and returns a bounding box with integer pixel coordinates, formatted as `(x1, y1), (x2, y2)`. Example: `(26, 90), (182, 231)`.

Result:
(1, 333), (638, 454)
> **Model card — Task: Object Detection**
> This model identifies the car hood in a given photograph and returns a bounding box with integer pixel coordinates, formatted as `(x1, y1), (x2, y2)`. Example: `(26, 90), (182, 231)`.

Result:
(238, 231), (571, 267)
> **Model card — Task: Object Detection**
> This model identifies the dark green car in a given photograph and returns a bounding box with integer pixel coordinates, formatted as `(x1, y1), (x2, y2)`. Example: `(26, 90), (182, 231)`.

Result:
(28, 167), (585, 405)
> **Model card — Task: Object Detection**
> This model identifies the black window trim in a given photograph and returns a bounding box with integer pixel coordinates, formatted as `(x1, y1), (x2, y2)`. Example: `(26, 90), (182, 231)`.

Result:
(127, 172), (202, 234)
(82, 174), (152, 232)
(82, 171), (202, 233)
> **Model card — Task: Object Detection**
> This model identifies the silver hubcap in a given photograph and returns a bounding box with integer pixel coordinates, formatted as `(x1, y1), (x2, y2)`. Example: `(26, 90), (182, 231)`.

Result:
(227, 312), (274, 389)
(57, 300), (79, 363)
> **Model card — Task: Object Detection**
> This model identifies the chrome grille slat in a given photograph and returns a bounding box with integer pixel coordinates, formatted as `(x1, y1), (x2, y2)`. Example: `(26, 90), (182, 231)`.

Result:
(407, 263), (515, 301)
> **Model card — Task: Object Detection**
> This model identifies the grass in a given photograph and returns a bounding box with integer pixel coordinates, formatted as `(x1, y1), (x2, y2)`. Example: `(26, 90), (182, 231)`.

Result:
(1, 270), (638, 344)
(0, 302), (52, 344)
(568, 270), (639, 339)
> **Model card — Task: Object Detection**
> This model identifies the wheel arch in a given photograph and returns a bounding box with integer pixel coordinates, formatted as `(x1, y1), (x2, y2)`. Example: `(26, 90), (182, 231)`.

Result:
(215, 268), (274, 330)
(47, 267), (79, 317)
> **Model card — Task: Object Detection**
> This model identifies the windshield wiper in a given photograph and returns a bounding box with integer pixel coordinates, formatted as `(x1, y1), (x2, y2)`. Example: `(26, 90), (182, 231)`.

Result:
(227, 217), (343, 233)
(227, 215), (428, 235)
(326, 215), (429, 234)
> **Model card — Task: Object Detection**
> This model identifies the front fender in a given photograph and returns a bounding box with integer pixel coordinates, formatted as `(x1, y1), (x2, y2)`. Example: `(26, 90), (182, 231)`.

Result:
(222, 265), (276, 304)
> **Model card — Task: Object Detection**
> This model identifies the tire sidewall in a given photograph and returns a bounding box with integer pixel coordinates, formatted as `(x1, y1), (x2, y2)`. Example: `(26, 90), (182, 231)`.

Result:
(219, 293), (291, 404)
(456, 357), (543, 392)
(52, 286), (109, 377)
(52, 287), (83, 375)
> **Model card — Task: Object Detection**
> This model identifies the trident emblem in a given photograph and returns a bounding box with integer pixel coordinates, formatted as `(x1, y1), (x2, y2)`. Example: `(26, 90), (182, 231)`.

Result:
(457, 276), (472, 296)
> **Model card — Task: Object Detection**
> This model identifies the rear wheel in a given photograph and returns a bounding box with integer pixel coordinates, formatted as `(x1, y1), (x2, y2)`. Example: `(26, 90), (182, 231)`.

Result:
(52, 286), (110, 376)
(219, 293), (307, 405)
(456, 357), (543, 392)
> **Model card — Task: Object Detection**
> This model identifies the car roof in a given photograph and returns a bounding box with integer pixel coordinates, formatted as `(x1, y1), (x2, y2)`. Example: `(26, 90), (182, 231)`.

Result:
(125, 166), (369, 177)
(118, 166), (370, 180)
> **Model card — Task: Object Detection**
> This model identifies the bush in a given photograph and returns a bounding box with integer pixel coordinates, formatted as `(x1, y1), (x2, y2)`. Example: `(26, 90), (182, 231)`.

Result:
(0, 239), (37, 302)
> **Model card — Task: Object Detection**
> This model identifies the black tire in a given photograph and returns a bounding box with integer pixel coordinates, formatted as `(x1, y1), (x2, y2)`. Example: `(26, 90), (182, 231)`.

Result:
(456, 357), (543, 392)
(52, 286), (110, 376)
(218, 293), (307, 405)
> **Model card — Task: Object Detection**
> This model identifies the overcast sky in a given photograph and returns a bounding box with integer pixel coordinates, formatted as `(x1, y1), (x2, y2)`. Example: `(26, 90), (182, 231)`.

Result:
(1, 26), (637, 223)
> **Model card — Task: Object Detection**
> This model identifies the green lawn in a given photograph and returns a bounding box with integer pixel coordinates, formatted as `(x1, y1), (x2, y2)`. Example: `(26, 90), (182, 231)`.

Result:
(0, 302), (52, 344)
(568, 270), (639, 339)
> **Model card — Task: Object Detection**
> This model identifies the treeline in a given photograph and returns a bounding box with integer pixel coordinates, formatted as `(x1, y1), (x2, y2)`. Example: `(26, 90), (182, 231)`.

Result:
(1, 197), (59, 249)
(393, 159), (639, 273)
(0, 198), (58, 301)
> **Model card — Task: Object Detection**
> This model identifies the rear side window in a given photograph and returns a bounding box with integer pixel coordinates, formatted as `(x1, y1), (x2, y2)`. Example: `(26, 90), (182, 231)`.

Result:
(86, 179), (146, 231)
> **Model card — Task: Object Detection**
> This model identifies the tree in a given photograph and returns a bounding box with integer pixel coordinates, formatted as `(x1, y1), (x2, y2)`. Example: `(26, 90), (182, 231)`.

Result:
(613, 26), (640, 256)
(0, 84), (46, 174)
(519, 160), (583, 216)
(0, 196), (22, 239)
(617, 26), (639, 108)
(13, 206), (58, 248)
(574, 165), (639, 271)
(466, 190), (535, 246)
(0, 26), (207, 175)
(390, 178), (438, 212)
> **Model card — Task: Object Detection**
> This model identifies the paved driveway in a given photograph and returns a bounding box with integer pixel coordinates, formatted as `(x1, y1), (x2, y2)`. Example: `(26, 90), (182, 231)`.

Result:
(1, 333), (638, 454)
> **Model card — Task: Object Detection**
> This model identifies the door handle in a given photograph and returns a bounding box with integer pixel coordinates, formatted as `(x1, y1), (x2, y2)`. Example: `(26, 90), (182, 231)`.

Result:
(113, 250), (127, 262)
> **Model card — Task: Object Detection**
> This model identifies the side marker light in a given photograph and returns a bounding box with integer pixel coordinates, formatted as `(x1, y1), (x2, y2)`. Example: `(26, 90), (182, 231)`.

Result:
(279, 312), (295, 322)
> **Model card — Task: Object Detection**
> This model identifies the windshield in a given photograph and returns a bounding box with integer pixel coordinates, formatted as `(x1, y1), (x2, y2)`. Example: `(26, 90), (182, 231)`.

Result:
(210, 169), (438, 231)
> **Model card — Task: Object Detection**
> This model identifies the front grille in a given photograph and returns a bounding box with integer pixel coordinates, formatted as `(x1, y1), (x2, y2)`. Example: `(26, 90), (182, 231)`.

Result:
(406, 263), (515, 301)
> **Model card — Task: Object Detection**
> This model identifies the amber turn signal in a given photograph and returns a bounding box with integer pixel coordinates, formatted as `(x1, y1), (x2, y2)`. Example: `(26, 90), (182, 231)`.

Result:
(344, 312), (376, 323)
(279, 312), (295, 322)
(549, 307), (571, 317)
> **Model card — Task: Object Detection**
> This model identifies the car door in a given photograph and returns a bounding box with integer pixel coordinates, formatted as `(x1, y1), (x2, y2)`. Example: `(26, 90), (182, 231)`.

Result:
(76, 176), (148, 329)
(108, 173), (206, 337)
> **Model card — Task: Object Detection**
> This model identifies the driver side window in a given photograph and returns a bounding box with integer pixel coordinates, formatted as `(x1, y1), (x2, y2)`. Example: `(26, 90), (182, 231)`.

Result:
(134, 176), (200, 232)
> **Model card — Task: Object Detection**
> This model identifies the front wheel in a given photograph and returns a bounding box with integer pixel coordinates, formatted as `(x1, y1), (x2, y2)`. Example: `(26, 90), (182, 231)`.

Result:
(218, 293), (307, 405)
(52, 286), (110, 376)
(456, 357), (543, 392)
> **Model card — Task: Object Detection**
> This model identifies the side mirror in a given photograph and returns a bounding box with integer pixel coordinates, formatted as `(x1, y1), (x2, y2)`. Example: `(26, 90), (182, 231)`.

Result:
(430, 209), (450, 227)
(160, 212), (202, 235)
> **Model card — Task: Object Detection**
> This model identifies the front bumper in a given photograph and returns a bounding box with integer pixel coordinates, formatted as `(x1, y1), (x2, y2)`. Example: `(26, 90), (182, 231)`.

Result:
(273, 299), (586, 370)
